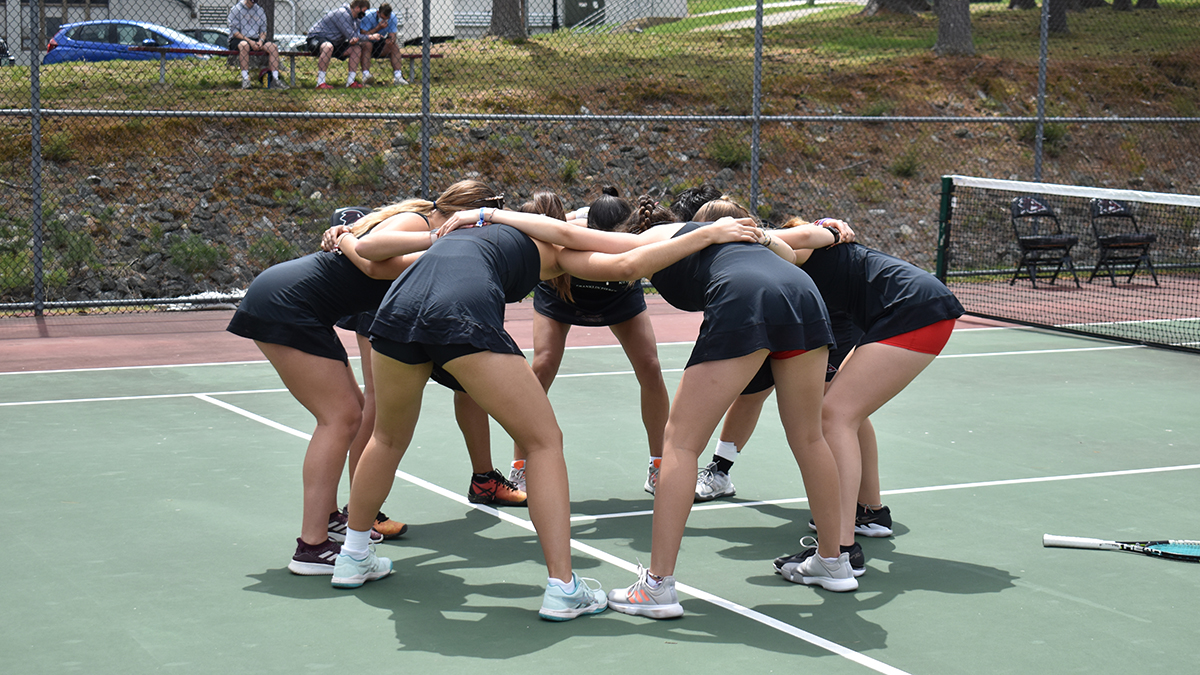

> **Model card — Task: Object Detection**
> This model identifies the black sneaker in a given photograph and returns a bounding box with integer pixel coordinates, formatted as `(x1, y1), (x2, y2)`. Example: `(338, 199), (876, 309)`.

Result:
(328, 510), (384, 544)
(773, 538), (865, 578)
(807, 503), (894, 538)
(288, 537), (341, 575)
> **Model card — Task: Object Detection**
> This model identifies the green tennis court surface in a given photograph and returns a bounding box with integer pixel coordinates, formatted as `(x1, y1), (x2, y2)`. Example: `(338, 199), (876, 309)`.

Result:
(3, 325), (1198, 674)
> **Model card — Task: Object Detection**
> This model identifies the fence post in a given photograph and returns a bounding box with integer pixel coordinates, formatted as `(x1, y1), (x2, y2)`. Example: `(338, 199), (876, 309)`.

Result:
(419, 0), (432, 198)
(935, 175), (954, 282)
(1033, 0), (1049, 181)
(30, 0), (46, 316)
(749, 0), (764, 215)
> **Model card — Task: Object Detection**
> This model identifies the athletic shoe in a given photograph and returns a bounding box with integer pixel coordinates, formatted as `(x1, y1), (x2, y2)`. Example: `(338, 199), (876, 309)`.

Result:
(372, 511), (408, 539)
(538, 573), (608, 621)
(363, 74), (376, 85)
(316, 82), (333, 89)
(348, 81), (365, 89)
(268, 77), (288, 90)
(331, 547), (393, 588)
(644, 460), (660, 495)
(327, 510), (384, 544)
(808, 503), (895, 538)
(241, 78), (251, 89)
(607, 565), (683, 619)
(287, 537), (341, 575)
(467, 469), (528, 506)
(394, 75), (409, 86)
(508, 461), (526, 493)
(773, 538), (865, 578)
(694, 461), (736, 502)
(774, 539), (858, 592)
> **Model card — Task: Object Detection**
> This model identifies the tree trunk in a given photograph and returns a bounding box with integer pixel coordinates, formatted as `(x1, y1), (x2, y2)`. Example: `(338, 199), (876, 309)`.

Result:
(1135, 0), (1158, 8)
(934, 0), (974, 56)
(1112, 0), (1132, 10)
(1008, 0), (1037, 9)
(488, 0), (528, 39)
(860, 0), (931, 17)
(1048, 0), (1069, 32)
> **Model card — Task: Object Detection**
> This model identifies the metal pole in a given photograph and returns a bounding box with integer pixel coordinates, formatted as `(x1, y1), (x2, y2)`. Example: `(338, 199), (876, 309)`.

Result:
(935, 176), (954, 281)
(749, 0), (764, 215)
(1034, 0), (1049, 181)
(30, 0), (46, 316)
(419, 0), (431, 198)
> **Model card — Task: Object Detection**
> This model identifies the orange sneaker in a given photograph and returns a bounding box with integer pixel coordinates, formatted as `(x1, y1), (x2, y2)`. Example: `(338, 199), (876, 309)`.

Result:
(468, 469), (528, 507)
(372, 511), (408, 539)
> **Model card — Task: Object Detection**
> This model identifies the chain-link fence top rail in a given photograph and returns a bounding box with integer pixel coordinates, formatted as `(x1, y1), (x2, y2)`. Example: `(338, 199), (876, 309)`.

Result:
(1, 0), (1198, 314)
(937, 175), (1200, 352)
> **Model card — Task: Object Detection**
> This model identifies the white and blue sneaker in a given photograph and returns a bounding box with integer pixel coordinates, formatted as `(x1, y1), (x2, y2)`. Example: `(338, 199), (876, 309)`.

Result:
(331, 548), (393, 589)
(538, 573), (607, 621)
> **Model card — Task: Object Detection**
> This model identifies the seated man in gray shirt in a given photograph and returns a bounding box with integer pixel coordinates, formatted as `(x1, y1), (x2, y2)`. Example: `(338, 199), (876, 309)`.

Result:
(306, 0), (371, 89)
(227, 0), (286, 89)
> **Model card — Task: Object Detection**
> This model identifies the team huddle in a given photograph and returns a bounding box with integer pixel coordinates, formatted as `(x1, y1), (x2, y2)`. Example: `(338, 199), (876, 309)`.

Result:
(227, 180), (964, 621)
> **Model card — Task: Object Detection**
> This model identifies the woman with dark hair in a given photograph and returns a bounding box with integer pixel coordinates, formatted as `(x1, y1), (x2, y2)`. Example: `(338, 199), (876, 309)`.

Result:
(227, 180), (510, 576)
(436, 206), (857, 619)
(508, 187), (672, 495)
(329, 204), (763, 620)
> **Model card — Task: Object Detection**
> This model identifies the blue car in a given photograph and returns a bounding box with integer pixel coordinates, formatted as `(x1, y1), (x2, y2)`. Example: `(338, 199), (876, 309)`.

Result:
(43, 20), (225, 64)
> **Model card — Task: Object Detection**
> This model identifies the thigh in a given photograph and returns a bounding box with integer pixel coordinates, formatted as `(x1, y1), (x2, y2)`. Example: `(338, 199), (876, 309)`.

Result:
(824, 342), (936, 422)
(667, 350), (768, 451)
(769, 348), (829, 443)
(609, 312), (663, 373)
(442, 351), (561, 447)
(368, 348), (432, 443)
(532, 313), (570, 362)
(257, 341), (362, 420)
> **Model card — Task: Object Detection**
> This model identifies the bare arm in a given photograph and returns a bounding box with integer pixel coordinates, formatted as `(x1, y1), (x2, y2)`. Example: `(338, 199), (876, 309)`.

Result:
(335, 234), (424, 279)
(440, 208), (667, 254)
(556, 218), (760, 282)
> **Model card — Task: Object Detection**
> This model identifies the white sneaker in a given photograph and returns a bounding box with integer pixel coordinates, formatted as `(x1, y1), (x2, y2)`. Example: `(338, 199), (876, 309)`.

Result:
(694, 461), (735, 502)
(644, 460), (660, 495)
(241, 78), (251, 89)
(394, 75), (409, 86)
(779, 550), (858, 592)
(508, 461), (526, 493)
(607, 565), (683, 619)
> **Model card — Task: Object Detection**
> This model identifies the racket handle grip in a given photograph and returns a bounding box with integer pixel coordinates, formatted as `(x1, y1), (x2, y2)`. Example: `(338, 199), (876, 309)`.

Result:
(1043, 534), (1114, 550)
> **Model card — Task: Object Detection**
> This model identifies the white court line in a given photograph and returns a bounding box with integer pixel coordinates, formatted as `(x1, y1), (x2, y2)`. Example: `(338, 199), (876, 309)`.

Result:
(573, 463), (1200, 523)
(191, 393), (912, 675)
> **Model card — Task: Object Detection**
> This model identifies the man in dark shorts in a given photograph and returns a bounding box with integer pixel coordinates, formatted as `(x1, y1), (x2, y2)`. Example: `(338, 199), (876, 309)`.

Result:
(306, 0), (371, 89)
(227, 0), (285, 89)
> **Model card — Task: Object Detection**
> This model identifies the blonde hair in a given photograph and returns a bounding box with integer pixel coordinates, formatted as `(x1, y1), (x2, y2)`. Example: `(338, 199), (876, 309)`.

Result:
(350, 179), (504, 236)
(780, 216), (806, 229)
(692, 196), (758, 224)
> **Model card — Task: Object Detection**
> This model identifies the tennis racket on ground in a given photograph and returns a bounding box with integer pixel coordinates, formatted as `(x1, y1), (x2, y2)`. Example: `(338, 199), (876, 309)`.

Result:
(1043, 534), (1200, 562)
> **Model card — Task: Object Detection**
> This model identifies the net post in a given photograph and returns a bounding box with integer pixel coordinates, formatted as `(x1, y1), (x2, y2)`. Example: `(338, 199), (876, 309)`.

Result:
(935, 176), (954, 282)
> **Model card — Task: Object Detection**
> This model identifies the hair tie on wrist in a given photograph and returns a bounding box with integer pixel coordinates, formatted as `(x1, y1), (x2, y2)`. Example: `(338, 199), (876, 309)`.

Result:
(823, 225), (840, 245)
(476, 207), (486, 228)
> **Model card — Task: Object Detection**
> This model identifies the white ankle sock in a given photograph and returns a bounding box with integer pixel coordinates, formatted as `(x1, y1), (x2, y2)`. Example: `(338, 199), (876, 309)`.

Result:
(342, 528), (372, 559)
(714, 440), (739, 461)
(548, 576), (576, 593)
(316, 71), (326, 85)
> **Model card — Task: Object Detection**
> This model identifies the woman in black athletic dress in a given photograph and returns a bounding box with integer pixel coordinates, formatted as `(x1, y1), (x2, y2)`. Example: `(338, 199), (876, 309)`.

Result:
(716, 213), (964, 582)
(514, 188), (671, 495)
(329, 206), (762, 621)
(227, 180), (504, 575)
(432, 207), (857, 619)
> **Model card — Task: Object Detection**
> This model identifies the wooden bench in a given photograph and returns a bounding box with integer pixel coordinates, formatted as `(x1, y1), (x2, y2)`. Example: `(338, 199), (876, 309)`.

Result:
(128, 46), (442, 88)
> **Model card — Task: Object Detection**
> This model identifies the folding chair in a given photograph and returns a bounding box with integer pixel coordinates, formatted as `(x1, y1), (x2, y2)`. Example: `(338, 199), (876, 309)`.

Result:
(1087, 198), (1159, 287)
(1009, 196), (1080, 288)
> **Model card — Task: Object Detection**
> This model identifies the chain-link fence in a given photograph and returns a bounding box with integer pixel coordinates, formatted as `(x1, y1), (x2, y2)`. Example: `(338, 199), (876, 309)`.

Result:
(1, 0), (1197, 314)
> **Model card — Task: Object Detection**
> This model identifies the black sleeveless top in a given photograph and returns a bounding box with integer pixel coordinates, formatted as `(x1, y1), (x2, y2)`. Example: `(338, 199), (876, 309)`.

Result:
(369, 223), (541, 356)
(532, 277), (646, 327)
(648, 222), (833, 368)
(801, 243), (964, 344)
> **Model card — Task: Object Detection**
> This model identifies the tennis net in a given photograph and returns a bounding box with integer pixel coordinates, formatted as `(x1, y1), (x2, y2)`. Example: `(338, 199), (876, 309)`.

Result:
(936, 175), (1200, 353)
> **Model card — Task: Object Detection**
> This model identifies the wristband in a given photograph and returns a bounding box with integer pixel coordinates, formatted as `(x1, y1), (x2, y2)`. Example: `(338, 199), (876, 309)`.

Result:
(476, 207), (486, 228)
(823, 225), (840, 245)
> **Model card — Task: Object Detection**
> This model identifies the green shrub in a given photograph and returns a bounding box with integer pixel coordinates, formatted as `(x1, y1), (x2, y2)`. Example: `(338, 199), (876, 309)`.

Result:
(888, 148), (921, 178)
(168, 234), (224, 274)
(560, 159), (580, 184)
(851, 177), (886, 203)
(249, 235), (300, 267)
(42, 133), (74, 162)
(706, 132), (751, 169)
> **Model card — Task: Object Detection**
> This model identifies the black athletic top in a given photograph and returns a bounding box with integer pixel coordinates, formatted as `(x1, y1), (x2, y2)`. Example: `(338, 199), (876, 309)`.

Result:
(801, 243), (964, 345)
(369, 223), (541, 356)
(648, 222), (833, 368)
(533, 277), (646, 326)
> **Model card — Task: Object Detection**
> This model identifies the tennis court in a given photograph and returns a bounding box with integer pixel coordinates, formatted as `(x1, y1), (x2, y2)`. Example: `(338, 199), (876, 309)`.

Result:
(2, 303), (1198, 675)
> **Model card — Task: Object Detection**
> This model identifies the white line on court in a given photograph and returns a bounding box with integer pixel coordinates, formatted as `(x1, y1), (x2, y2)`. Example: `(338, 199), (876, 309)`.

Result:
(191, 393), (913, 675)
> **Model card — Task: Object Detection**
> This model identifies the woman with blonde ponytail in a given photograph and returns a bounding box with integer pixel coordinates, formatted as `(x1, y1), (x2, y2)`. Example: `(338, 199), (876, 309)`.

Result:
(226, 180), (513, 578)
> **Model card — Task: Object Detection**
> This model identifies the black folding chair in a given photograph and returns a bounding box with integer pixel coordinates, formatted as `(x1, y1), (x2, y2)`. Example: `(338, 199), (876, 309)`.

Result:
(1009, 196), (1080, 288)
(1087, 198), (1159, 287)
